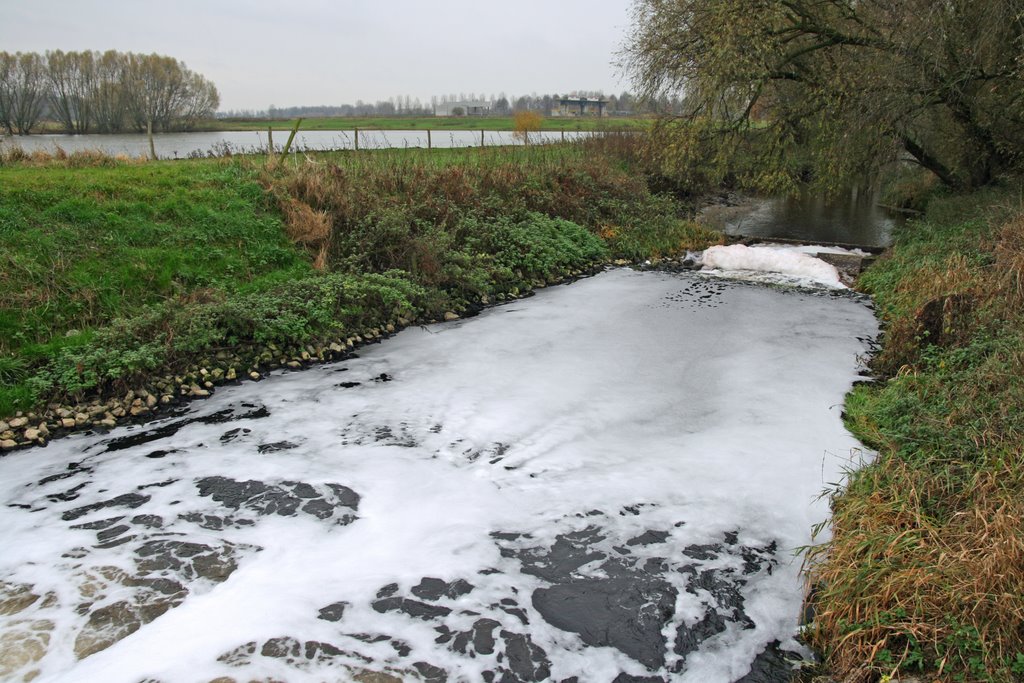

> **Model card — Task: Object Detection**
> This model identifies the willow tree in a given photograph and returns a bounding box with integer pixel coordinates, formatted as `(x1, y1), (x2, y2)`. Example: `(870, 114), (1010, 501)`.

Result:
(0, 52), (48, 135)
(46, 50), (97, 134)
(91, 50), (129, 133)
(623, 0), (1024, 190)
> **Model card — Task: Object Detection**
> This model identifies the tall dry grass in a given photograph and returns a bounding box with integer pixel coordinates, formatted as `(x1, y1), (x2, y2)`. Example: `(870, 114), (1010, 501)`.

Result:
(804, 193), (1024, 682)
(0, 144), (147, 167)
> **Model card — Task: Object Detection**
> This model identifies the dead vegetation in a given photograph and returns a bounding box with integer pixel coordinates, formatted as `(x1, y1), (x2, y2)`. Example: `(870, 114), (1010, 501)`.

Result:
(804, 187), (1024, 682)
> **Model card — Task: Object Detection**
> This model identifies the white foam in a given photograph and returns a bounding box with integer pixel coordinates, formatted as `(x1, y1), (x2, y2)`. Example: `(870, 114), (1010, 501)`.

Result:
(701, 244), (846, 289)
(0, 269), (876, 683)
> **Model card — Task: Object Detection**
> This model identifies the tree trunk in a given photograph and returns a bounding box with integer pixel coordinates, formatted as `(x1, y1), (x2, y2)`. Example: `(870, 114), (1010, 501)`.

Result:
(899, 134), (962, 189)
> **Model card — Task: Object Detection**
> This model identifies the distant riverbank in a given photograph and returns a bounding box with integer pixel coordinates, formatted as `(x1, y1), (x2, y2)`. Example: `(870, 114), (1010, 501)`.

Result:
(0, 129), (600, 160)
(196, 114), (652, 132)
(13, 115), (651, 137)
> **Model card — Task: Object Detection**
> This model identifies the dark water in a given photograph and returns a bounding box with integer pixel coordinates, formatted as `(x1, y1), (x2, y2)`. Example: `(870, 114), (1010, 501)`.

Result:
(723, 190), (899, 247)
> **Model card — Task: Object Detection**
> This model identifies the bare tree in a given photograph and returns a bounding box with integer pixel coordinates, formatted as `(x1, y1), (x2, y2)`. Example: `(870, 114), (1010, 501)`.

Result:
(0, 52), (15, 135)
(46, 50), (98, 133)
(92, 51), (128, 133)
(178, 72), (220, 129)
(122, 53), (219, 133)
(1, 53), (48, 134)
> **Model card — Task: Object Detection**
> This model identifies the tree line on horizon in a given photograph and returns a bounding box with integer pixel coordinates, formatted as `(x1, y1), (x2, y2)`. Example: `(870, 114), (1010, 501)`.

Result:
(0, 50), (219, 135)
(220, 90), (683, 120)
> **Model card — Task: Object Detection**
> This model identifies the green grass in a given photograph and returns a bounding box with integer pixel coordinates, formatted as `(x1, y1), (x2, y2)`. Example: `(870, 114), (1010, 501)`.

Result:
(0, 158), (312, 414)
(0, 160), (309, 356)
(275, 142), (595, 169)
(197, 115), (653, 133)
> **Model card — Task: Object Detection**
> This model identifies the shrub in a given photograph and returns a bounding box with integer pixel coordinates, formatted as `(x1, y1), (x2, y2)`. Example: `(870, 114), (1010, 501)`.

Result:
(513, 111), (543, 142)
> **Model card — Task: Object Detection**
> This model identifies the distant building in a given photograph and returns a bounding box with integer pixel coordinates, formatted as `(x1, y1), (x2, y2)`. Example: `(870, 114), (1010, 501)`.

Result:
(436, 101), (491, 116)
(554, 98), (608, 117)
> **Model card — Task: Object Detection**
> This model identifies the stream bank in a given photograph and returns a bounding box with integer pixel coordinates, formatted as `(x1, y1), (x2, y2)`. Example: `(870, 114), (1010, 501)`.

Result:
(0, 265), (605, 453)
(0, 145), (721, 442)
(802, 184), (1024, 682)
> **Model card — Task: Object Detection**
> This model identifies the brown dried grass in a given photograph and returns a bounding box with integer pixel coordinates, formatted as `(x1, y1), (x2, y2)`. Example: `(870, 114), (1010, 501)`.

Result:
(993, 214), (1024, 304)
(281, 198), (333, 270)
(0, 145), (146, 167)
(282, 198), (332, 245)
(808, 458), (1024, 680)
(807, 203), (1024, 682)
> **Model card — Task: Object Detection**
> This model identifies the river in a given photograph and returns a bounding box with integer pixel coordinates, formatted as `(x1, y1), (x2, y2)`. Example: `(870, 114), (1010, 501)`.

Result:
(0, 264), (877, 683)
(706, 190), (898, 248)
(0, 130), (591, 160)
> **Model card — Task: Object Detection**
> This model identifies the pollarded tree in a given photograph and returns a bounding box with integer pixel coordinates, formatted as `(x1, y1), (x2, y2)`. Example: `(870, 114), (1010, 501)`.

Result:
(46, 50), (98, 134)
(623, 0), (1024, 190)
(122, 53), (219, 133)
(0, 52), (48, 135)
(91, 50), (129, 133)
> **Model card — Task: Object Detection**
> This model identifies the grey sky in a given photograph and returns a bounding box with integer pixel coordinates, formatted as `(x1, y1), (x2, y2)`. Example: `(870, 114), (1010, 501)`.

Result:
(0, 0), (636, 112)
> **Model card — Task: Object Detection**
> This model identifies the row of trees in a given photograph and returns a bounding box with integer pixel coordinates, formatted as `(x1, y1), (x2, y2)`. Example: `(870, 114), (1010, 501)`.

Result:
(221, 90), (684, 120)
(0, 50), (219, 135)
(624, 0), (1024, 190)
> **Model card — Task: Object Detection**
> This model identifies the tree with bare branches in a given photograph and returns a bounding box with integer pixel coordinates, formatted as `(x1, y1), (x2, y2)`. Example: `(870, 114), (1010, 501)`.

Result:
(0, 52), (48, 135)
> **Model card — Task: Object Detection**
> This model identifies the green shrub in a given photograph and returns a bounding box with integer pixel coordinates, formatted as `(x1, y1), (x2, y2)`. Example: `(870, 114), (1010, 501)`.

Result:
(17, 271), (430, 404)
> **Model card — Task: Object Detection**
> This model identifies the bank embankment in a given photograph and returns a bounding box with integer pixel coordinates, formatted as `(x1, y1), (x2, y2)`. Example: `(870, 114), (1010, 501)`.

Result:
(0, 143), (720, 447)
(805, 185), (1024, 682)
(194, 115), (652, 133)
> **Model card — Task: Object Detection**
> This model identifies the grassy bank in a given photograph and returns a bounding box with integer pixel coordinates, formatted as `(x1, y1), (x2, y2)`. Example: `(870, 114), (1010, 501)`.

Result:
(0, 140), (719, 442)
(0, 157), (310, 413)
(196, 115), (652, 133)
(806, 185), (1024, 682)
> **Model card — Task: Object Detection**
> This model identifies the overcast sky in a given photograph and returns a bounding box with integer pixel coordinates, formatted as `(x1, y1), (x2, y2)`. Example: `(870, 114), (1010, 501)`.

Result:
(0, 0), (637, 112)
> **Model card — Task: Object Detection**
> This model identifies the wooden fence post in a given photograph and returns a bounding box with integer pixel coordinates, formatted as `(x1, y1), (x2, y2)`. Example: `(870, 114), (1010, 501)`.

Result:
(481, 129), (485, 148)
(281, 118), (303, 156)
(267, 127), (274, 158)
(146, 119), (157, 160)
(427, 129), (432, 150)
(354, 128), (359, 151)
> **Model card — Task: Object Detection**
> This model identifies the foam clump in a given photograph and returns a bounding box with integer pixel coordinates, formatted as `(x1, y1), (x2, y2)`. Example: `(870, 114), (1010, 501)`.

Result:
(701, 244), (845, 289)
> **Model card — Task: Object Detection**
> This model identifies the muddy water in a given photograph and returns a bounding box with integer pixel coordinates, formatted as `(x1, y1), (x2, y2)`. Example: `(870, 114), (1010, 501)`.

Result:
(0, 268), (877, 682)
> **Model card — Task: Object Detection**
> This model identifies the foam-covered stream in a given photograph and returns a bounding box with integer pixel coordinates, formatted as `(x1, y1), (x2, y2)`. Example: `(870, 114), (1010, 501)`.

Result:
(0, 267), (876, 683)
